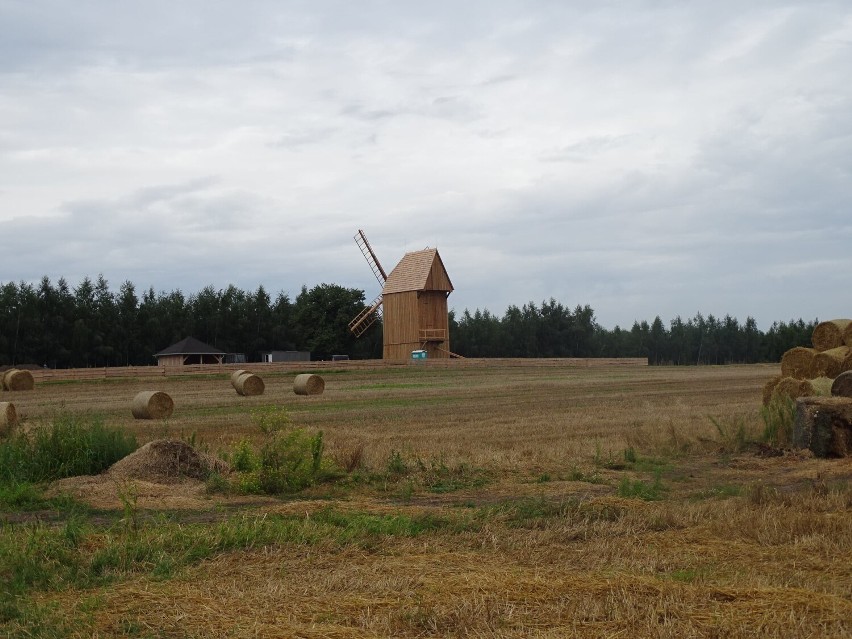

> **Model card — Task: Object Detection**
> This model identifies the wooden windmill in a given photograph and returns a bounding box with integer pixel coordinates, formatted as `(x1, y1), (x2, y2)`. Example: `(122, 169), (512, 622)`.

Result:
(348, 230), (456, 360)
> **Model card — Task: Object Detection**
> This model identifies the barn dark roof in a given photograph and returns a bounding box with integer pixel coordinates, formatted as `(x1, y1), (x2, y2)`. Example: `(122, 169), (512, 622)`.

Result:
(154, 336), (225, 357)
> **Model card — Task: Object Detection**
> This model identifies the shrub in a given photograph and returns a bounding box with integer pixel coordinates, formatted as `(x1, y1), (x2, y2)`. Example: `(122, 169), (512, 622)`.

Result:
(223, 406), (337, 495)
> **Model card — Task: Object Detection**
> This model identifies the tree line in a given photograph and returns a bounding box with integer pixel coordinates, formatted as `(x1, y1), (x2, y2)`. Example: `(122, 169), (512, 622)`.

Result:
(0, 276), (381, 368)
(0, 276), (813, 367)
(450, 300), (815, 365)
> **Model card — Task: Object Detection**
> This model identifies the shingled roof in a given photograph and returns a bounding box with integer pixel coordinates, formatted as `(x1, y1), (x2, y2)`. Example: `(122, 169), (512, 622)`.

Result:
(382, 248), (453, 295)
(154, 336), (225, 357)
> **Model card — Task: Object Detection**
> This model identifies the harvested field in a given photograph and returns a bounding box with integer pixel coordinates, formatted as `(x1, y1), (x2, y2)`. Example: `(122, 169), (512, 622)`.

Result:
(4, 361), (852, 637)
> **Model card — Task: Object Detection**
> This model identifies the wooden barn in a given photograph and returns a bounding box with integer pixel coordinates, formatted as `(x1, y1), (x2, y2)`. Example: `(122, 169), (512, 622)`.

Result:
(154, 337), (225, 366)
(381, 248), (454, 360)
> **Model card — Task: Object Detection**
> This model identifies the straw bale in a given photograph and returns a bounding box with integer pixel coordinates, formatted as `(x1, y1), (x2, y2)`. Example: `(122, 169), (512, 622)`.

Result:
(812, 319), (852, 351)
(833, 371), (852, 398)
(131, 390), (174, 419)
(107, 439), (229, 484)
(771, 377), (816, 402)
(845, 322), (852, 347)
(294, 373), (325, 396)
(780, 347), (816, 380)
(793, 396), (852, 457)
(230, 369), (249, 387)
(761, 376), (782, 406)
(810, 346), (851, 379)
(235, 373), (265, 396)
(2, 368), (18, 391)
(0, 401), (17, 436)
(3, 368), (34, 391)
(844, 350), (852, 373)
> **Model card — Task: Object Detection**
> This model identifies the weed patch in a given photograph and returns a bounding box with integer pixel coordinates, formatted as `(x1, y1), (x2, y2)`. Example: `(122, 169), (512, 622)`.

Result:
(617, 471), (666, 501)
(0, 412), (137, 487)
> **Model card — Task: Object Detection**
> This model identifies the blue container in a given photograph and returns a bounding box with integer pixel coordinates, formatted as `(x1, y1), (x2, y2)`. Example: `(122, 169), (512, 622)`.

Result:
(411, 350), (427, 360)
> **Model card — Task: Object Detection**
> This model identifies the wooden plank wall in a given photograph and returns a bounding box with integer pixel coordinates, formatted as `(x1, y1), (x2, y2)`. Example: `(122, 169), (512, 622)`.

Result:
(382, 291), (419, 358)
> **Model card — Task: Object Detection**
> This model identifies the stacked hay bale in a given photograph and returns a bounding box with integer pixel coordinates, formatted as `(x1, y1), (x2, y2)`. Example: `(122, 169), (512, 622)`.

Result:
(766, 319), (852, 405)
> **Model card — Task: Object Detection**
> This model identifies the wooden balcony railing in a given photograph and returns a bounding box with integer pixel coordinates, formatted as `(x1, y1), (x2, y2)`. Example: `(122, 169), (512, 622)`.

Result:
(419, 328), (447, 342)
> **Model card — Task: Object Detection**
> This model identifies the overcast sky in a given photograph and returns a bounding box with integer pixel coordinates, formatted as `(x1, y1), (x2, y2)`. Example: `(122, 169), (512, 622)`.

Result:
(1, 1), (850, 329)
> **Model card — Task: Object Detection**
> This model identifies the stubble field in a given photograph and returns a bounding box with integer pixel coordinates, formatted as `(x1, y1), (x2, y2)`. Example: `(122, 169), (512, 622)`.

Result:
(3, 360), (852, 637)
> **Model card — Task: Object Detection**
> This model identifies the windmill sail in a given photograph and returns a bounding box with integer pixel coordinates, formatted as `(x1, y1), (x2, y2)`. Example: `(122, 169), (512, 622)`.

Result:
(348, 294), (383, 337)
(349, 230), (387, 337)
(355, 230), (387, 285)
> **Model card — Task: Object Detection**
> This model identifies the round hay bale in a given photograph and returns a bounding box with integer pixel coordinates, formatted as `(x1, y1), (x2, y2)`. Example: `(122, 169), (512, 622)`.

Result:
(230, 369), (249, 387)
(762, 375), (783, 406)
(131, 391), (174, 419)
(4, 369), (34, 392)
(810, 376), (835, 396)
(832, 371), (852, 398)
(772, 377), (816, 402)
(810, 346), (851, 379)
(2, 368), (19, 391)
(780, 347), (817, 380)
(842, 350), (852, 374)
(845, 323), (852, 348)
(812, 319), (852, 351)
(0, 402), (17, 436)
(235, 373), (265, 396)
(294, 373), (325, 396)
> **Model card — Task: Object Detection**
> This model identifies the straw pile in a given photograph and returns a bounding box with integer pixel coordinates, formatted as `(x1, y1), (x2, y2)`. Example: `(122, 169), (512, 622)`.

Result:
(2, 368), (34, 391)
(108, 439), (229, 484)
(812, 319), (852, 351)
(767, 318), (852, 405)
(294, 374), (325, 396)
(833, 371), (852, 398)
(761, 375), (783, 405)
(0, 402), (17, 436)
(131, 391), (174, 419)
(235, 373), (264, 396)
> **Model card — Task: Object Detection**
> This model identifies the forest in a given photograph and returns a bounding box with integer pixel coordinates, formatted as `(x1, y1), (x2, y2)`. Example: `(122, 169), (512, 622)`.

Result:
(0, 276), (814, 367)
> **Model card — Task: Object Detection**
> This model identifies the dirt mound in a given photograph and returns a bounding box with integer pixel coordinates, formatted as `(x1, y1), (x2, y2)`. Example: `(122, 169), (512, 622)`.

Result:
(107, 439), (229, 484)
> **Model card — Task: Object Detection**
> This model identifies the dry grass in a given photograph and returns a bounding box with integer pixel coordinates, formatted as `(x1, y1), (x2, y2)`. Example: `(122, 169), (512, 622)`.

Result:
(8, 361), (852, 637)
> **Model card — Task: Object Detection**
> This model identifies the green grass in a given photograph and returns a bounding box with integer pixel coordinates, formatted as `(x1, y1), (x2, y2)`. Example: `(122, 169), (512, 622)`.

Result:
(617, 471), (667, 501)
(0, 506), (479, 625)
(690, 484), (742, 500)
(0, 412), (137, 486)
